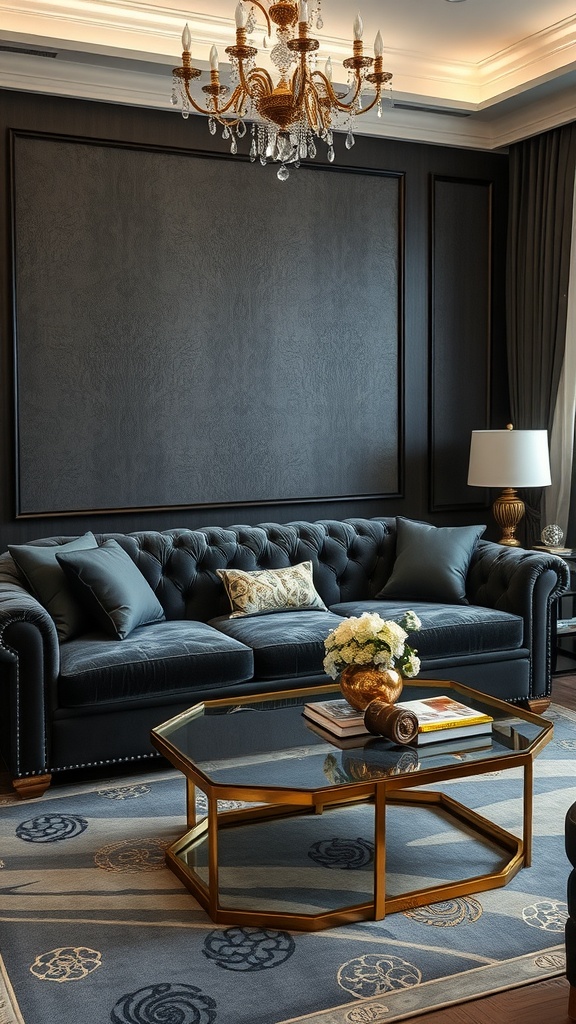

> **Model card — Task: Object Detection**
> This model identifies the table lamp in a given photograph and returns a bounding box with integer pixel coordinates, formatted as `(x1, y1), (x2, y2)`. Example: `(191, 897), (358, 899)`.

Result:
(467, 425), (551, 547)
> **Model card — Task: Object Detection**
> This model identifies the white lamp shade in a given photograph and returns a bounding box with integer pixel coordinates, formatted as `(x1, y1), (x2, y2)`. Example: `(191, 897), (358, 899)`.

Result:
(467, 429), (551, 489)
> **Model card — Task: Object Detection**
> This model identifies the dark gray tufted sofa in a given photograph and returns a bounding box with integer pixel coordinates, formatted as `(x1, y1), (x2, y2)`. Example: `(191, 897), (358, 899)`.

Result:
(0, 517), (568, 797)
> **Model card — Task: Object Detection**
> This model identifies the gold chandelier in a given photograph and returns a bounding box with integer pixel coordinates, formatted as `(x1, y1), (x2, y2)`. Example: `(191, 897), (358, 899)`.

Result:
(171, 1), (392, 180)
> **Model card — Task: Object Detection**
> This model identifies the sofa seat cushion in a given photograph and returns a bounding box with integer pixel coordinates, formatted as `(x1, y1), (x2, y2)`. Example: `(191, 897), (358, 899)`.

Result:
(58, 620), (254, 707)
(210, 610), (344, 680)
(328, 601), (523, 659)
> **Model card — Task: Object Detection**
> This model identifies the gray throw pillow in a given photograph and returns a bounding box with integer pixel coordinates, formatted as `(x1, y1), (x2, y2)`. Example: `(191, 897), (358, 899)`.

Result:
(376, 517), (486, 604)
(56, 539), (165, 640)
(9, 532), (98, 641)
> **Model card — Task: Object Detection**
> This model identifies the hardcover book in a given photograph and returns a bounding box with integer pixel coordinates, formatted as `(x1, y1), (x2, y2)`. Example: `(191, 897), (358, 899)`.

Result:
(302, 699), (368, 737)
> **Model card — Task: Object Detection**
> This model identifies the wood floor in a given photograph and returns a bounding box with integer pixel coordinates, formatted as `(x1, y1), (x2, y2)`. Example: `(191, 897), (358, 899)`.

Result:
(1, 674), (576, 1023)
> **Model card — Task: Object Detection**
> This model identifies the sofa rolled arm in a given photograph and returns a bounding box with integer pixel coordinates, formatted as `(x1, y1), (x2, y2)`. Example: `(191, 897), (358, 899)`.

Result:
(466, 541), (570, 702)
(0, 572), (60, 782)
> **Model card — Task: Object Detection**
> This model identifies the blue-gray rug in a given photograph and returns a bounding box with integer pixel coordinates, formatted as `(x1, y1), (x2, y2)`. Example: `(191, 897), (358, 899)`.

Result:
(1, 703), (574, 1024)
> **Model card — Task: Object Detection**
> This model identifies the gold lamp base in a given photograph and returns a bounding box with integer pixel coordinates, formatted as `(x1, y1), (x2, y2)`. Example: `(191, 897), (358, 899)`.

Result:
(492, 488), (525, 547)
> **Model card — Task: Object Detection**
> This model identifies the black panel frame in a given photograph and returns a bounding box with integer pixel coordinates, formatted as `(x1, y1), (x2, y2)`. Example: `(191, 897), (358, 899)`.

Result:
(10, 129), (405, 519)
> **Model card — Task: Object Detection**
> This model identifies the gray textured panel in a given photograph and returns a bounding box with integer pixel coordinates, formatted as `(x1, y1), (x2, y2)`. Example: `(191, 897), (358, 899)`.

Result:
(430, 176), (491, 511)
(12, 134), (401, 515)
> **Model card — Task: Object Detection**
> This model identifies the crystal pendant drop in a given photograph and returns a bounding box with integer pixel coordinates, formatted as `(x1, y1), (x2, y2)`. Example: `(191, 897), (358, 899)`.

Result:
(230, 137), (238, 155)
(182, 103), (189, 120)
(170, 89), (178, 107)
(326, 130), (333, 146)
(327, 145), (335, 162)
(308, 140), (317, 159)
(208, 117), (217, 136)
(316, 15), (323, 28)
(299, 140), (307, 160)
(260, 155), (267, 166)
(345, 130), (355, 149)
(377, 99), (383, 118)
(222, 125), (230, 140)
(250, 139), (257, 162)
(277, 164), (289, 181)
(237, 120), (247, 138)
(246, 11), (256, 32)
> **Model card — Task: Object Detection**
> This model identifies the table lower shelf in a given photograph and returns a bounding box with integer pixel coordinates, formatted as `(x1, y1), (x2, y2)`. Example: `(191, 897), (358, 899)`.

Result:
(165, 789), (526, 932)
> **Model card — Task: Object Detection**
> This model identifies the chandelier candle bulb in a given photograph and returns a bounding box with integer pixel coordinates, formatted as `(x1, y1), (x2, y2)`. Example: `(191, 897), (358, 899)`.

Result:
(181, 23), (191, 52)
(374, 30), (383, 56)
(235, 2), (247, 29)
(209, 45), (219, 70)
(354, 13), (364, 39)
(325, 56), (333, 80)
(299, 0), (309, 22)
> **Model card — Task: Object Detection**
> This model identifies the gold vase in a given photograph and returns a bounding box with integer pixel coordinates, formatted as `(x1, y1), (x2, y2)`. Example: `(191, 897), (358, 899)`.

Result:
(338, 664), (403, 711)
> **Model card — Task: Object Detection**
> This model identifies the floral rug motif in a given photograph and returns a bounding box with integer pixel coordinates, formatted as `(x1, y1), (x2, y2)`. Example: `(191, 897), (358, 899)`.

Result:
(0, 704), (574, 1024)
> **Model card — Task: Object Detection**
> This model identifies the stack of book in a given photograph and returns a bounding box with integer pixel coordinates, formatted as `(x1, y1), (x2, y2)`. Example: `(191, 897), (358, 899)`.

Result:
(302, 694), (493, 746)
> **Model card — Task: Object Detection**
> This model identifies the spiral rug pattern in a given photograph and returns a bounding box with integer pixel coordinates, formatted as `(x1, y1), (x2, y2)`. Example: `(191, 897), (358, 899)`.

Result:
(0, 704), (574, 1024)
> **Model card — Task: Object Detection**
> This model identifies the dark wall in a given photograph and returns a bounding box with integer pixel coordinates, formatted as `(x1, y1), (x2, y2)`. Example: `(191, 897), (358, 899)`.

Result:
(0, 89), (509, 548)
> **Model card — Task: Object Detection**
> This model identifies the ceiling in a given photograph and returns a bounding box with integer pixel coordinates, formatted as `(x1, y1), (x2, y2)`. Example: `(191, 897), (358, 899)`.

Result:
(2, 0), (576, 150)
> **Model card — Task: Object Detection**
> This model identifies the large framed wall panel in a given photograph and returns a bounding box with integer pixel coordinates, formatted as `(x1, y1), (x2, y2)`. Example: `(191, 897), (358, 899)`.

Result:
(10, 130), (403, 517)
(429, 175), (492, 512)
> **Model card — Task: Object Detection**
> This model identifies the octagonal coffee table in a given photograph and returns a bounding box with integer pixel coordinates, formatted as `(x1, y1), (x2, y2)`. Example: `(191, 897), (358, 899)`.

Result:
(150, 678), (552, 932)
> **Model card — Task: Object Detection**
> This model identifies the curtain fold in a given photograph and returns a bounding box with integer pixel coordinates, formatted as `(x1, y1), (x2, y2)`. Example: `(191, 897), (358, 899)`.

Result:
(506, 124), (576, 546)
(545, 172), (576, 541)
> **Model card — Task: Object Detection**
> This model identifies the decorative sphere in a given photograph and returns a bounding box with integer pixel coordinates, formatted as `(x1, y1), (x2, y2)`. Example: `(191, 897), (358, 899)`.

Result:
(541, 524), (564, 546)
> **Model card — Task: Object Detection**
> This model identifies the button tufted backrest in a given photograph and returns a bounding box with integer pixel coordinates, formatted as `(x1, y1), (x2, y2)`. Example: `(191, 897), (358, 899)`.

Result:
(2, 519), (397, 623)
(94, 518), (397, 622)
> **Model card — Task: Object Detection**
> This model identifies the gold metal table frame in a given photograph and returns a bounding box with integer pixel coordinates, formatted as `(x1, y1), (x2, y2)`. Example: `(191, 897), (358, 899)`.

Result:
(151, 680), (552, 932)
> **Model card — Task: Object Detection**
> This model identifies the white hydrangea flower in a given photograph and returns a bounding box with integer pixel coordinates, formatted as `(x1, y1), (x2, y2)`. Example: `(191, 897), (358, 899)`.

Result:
(323, 609), (421, 680)
(402, 653), (421, 678)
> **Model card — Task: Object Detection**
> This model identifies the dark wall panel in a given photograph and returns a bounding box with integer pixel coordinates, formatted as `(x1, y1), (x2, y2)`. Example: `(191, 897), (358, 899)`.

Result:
(429, 176), (492, 512)
(12, 132), (402, 516)
(0, 90), (508, 548)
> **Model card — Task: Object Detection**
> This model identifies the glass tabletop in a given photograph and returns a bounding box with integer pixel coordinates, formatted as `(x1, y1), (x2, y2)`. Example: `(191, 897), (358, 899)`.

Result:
(152, 680), (552, 794)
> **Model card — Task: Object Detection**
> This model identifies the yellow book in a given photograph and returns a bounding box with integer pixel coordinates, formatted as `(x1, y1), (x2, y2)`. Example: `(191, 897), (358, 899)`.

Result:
(396, 694), (493, 741)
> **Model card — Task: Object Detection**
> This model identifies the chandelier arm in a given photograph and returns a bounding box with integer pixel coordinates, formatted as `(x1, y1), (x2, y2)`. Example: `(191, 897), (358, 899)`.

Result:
(310, 69), (367, 114)
(247, 0), (272, 37)
(181, 81), (218, 117)
(238, 62), (274, 100)
(334, 76), (363, 113)
(303, 86), (322, 134)
(353, 89), (383, 116)
(182, 79), (246, 121)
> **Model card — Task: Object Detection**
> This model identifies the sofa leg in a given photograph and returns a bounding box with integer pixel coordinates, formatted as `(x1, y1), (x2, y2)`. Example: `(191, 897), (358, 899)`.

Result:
(524, 697), (551, 715)
(569, 983), (576, 1020)
(12, 774), (52, 799)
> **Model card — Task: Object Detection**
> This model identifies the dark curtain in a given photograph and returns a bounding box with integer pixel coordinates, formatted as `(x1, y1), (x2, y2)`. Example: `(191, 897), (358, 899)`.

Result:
(506, 124), (576, 546)
(568, 416), (576, 547)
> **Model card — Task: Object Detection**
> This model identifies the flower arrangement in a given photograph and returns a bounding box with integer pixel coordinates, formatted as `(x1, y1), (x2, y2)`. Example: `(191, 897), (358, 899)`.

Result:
(323, 610), (421, 680)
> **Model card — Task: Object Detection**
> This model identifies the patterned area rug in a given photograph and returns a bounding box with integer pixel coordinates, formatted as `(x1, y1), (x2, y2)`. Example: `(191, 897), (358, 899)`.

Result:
(0, 703), (574, 1024)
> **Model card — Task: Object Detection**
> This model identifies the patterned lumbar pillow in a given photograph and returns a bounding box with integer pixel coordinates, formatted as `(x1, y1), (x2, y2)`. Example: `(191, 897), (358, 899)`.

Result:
(217, 561), (327, 618)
